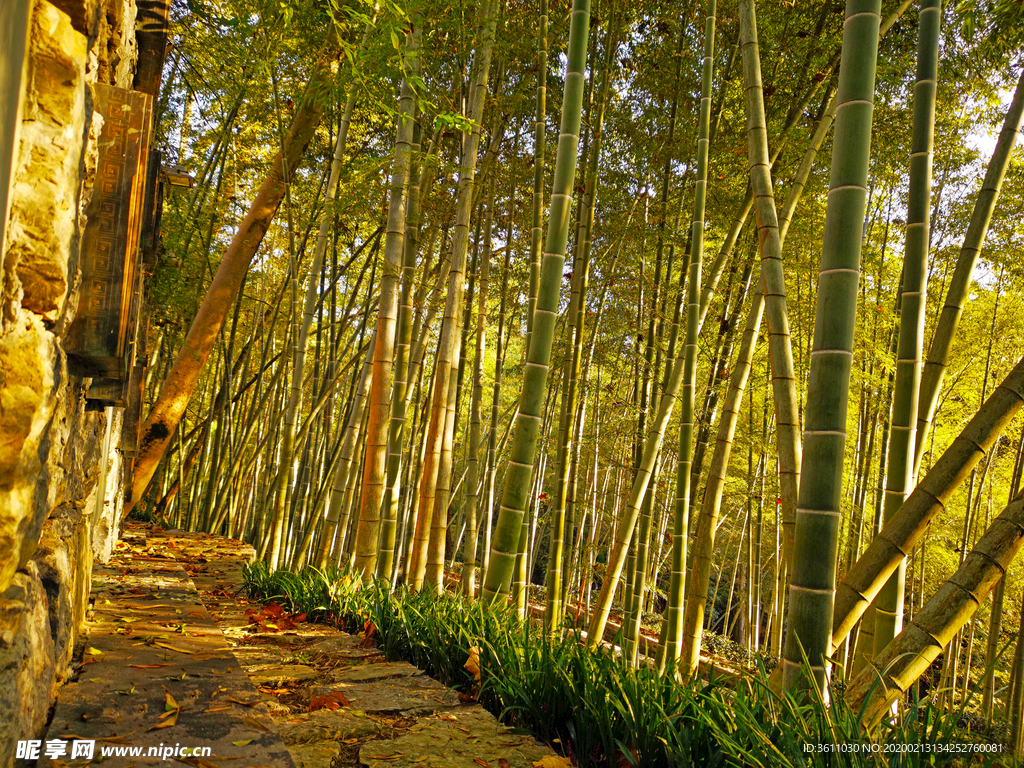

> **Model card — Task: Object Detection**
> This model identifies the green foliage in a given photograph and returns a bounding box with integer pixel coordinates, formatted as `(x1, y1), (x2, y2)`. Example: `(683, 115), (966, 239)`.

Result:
(244, 563), (1001, 768)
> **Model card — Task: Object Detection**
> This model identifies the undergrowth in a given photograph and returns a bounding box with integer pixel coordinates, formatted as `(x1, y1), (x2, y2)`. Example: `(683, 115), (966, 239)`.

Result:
(243, 563), (1001, 768)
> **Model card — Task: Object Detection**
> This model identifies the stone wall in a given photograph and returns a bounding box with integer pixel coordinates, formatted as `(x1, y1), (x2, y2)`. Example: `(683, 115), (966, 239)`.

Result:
(0, 0), (143, 763)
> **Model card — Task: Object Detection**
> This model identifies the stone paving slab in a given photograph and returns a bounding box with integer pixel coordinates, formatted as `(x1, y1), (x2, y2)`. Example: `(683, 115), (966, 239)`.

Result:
(276, 709), (380, 745)
(317, 674), (463, 717)
(38, 539), (295, 768)
(40, 522), (561, 768)
(360, 706), (553, 768)
(328, 661), (423, 685)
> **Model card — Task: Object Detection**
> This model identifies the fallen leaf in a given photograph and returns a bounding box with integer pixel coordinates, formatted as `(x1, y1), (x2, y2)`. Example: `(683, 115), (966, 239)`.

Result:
(257, 686), (291, 695)
(532, 758), (574, 768)
(164, 691), (179, 711)
(464, 646), (482, 682)
(148, 709), (178, 730)
(155, 642), (194, 654)
(85, 647), (104, 656)
(474, 760), (489, 767)
(243, 715), (271, 731)
(358, 621), (378, 649)
(231, 739), (253, 746)
(129, 664), (173, 669)
(204, 707), (231, 713)
(499, 761), (511, 768)
(60, 731), (138, 743)
(310, 691), (350, 712)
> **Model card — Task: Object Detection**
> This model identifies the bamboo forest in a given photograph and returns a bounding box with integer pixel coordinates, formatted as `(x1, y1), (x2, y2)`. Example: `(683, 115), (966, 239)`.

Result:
(18, 0), (1024, 764)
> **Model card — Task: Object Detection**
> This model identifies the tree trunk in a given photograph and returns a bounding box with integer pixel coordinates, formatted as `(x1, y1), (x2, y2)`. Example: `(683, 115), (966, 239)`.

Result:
(129, 48), (340, 513)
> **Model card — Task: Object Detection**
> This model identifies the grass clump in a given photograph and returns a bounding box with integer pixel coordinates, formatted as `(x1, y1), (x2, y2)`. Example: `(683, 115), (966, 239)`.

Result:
(243, 563), (1001, 768)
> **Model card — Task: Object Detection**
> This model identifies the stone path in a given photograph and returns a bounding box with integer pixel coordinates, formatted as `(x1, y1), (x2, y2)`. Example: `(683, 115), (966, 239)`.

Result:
(37, 522), (558, 768)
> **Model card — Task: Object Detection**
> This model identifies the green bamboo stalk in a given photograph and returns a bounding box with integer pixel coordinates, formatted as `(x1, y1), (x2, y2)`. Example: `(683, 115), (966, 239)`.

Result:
(417, 0), (499, 592)
(483, 186), (516, 579)
(377, 120), (424, 580)
(846, 488), (1024, 724)
(871, 0), (941, 655)
(914, 69), (1024, 475)
(318, 330), (375, 566)
(738, 0), (801, 605)
(984, 427), (1024, 721)
(830, 353), (1024, 654)
(354, 16), (423, 579)
(782, 0), (882, 694)
(548, 16), (619, 631)
(480, 0), (591, 604)
(463, 182), (494, 597)
(596, 0), (717, 655)
(525, 0), (549, 353)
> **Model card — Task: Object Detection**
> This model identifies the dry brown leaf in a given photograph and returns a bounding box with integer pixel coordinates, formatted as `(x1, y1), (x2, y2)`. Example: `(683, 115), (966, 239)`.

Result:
(242, 715), (271, 731)
(499, 760), (511, 768)
(310, 691), (350, 711)
(128, 664), (173, 669)
(474, 760), (489, 767)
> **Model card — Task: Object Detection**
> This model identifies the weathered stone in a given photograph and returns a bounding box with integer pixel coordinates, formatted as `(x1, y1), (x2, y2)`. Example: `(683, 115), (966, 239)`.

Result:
(329, 660), (423, 684)
(47, 0), (101, 37)
(6, 1), (87, 320)
(277, 709), (378, 745)
(1, 0), (145, 759)
(307, 635), (384, 660)
(359, 706), (555, 768)
(319, 674), (463, 716)
(250, 664), (321, 685)
(35, 502), (92, 676)
(0, 0), (31, 266)
(96, 0), (139, 89)
(0, 562), (56, 768)
(0, 314), (58, 587)
(287, 740), (341, 768)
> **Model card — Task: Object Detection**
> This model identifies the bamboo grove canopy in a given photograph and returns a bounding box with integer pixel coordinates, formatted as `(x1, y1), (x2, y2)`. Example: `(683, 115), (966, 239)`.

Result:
(134, 0), (1024, 726)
